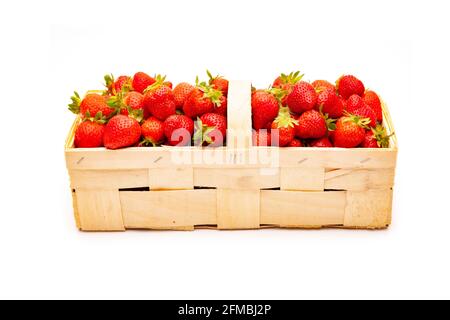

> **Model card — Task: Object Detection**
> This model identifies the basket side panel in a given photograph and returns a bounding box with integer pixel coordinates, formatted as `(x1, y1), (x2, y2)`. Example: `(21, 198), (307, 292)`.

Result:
(260, 191), (346, 227)
(76, 189), (125, 231)
(120, 190), (217, 229)
(217, 189), (260, 229)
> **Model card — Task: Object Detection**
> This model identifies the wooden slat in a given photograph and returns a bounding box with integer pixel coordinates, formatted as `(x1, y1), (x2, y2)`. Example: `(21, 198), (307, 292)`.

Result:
(279, 148), (397, 169)
(148, 167), (194, 190)
(324, 168), (395, 191)
(194, 168), (280, 189)
(217, 189), (260, 229)
(70, 169), (148, 189)
(120, 190), (217, 229)
(280, 167), (325, 191)
(71, 190), (81, 229)
(260, 190), (346, 227)
(226, 81), (252, 149)
(75, 189), (125, 231)
(344, 189), (393, 229)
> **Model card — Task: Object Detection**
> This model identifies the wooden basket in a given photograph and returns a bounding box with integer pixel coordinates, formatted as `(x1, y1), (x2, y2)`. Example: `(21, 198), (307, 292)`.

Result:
(65, 81), (398, 231)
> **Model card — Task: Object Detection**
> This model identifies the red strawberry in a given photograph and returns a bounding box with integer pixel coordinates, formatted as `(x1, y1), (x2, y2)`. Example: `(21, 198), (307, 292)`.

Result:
(143, 76), (176, 121)
(286, 81), (318, 114)
(336, 75), (365, 99)
(173, 82), (195, 109)
(333, 115), (370, 148)
(361, 125), (391, 148)
(74, 120), (105, 148)
(253, 129), (271, 146)
(195, 113), (227, 147)
(104, 74), (132, 95)
(141, 117), (164, 146)
(288, 139), (303, 148)
(353, 105), (377, 127)
(363, 90), (383, 122)
(132, 72), (156, 93)
(316, 87), (343, 118)
(214, 95), (228, 116)
(251, 90), (280, 130)
(295, 110), (327, 139)
(120, 91), (145, 116)
(163, 114), (194, 146)
(163, 81), (173, 89)
(310, 137), (333, 148)
(312, 80), (335, 91)
(346, 94), (365, 113)
(273, 71), (304, 90)
(183, 79), (223, 118)
(69, 92), (115, 118)
(207, 70), (229, 95)
(103, 115), (141, 150)
(270, 107), (298, 147)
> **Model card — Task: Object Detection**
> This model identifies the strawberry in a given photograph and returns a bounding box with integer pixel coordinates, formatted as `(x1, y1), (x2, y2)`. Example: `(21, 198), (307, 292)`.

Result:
(353, 105), (377, 127)
(253, 129), (271, 146)
(211, 96), (225, 116)
(163, 114), (194, 146)
(288, 139), (303, 148)
(361, 125), (391, 148)
(141, 117), (164, 146)
(124, 91), (145, 113)
(143, 75), (176, 121)
(195, 113), (227, 147)
(251, 90), (279, 130)
(163, 81), (173, 89)
(273, 71), (304, 89)
(310, 137), (333, 148)
(69, 92), (115, 118)
(336, 75), (365, 99)
(346, 94), (365, 113)
(312, 80), (335, 91)
(184, 77), (224, 118)
(173, 82), (195, 109)
(316, 87), (343, 118)
(103, 115), (142, 150)
(132, 72), (156, 93)
(286, 81), (318, 114)
(363, 90), (383, 122)
(108, 91), (145, 116)
(207, 70), (229, 96)
(74, 119), (105, 148)
(295, 109), (327, 139)
(333, 115), (371, 148)
(104, 74), (132, 95)
(270, 107), (298, 147)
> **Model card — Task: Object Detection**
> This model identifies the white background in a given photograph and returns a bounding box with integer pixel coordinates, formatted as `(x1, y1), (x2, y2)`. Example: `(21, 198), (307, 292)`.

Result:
(0, 0), (449, 299)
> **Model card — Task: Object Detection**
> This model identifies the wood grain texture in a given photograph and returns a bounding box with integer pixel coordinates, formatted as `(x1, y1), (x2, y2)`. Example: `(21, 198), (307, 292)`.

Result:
(324, 168), (395, 191)
(344, 189), (393, 229)
(280, 167), (325, 191)
(260, 191), (346, 227)
(217, 189), (260, 229)
(226, 80), (252, 149)
(75, 189), (125, 231)
(148, 167), (194, 190)
(121, 190), (217, 229)
(194, 168), (280, 189)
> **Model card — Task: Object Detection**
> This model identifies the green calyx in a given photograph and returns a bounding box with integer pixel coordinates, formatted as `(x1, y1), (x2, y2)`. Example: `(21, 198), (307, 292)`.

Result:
(277, 71), (304, 85)
(194, 118), (216, 145)
(273, 107), (299, 129)
(139, 137), (160, 147)
(143, 74), (167, 94)
(319, 105), (337, 131)
(68, 91), (81, 114)
(104, 73), (115, 94)
(206, 69), (223, 83)
(372, 124), (392, 148)
(267, 87), (288, 103)
(83, 111), (107, 125)
(343, 111), (371, 129)
(195, 76), (223, 107)
(128, 107), (144, 123)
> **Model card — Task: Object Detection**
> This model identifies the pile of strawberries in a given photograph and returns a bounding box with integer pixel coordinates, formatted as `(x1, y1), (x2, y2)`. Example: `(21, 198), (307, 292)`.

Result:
(69, 71), (228, 149)
(252, 72), (391, 148)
